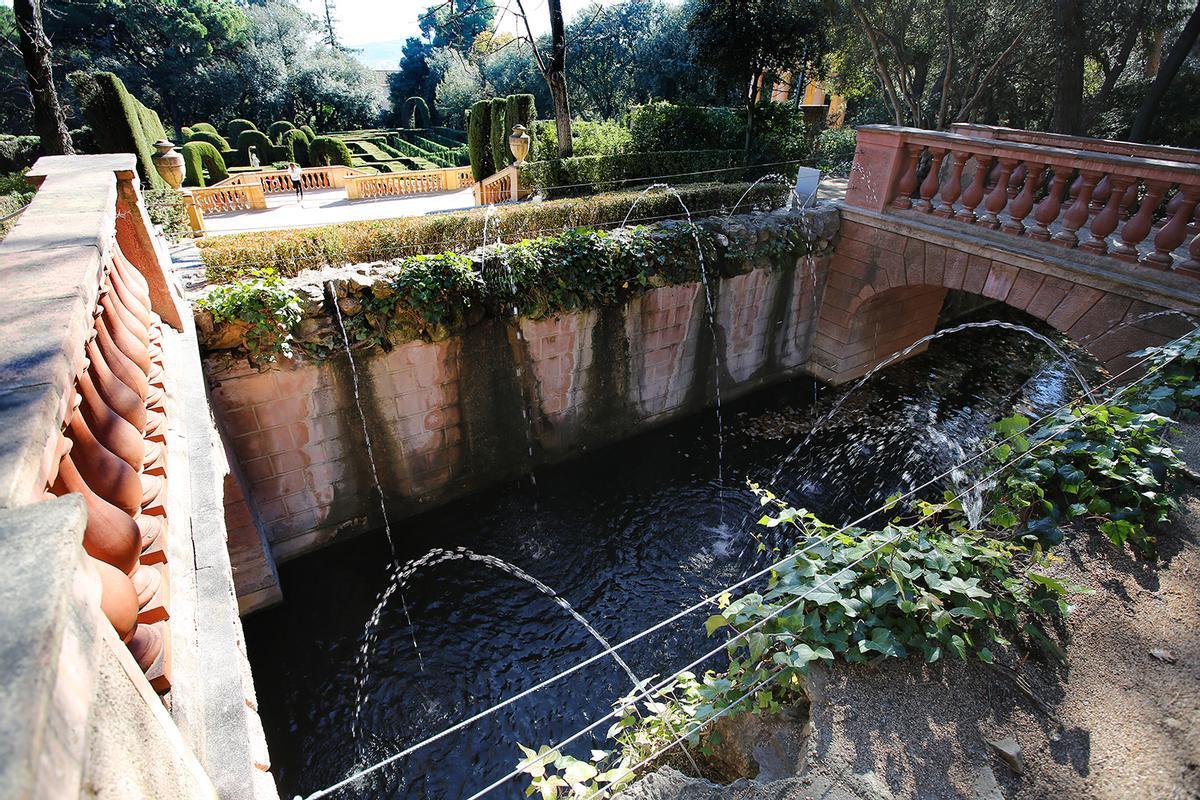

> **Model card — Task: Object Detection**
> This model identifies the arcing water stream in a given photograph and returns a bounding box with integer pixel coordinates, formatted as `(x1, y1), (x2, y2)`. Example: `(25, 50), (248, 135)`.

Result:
(245, 306), (1101, 799)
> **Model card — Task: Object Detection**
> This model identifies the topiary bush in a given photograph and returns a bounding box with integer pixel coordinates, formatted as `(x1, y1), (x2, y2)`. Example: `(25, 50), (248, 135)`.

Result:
(190, 122), (219, 136)
(68, 70), (165, 189)
(467, 99), (493, 181)
(268, 120), (296, 143)
(227, 118), (258, 142)
(0, 134), (41, 172)
(180, 126), (195, 140)
(69, 126), (97, 154)
(504, 94), (535, 163)
(300, 124), (317, 141)
(628, 103), (744, 152)
(237, 129), (275, 165)
(519, 149), (746, 197)
(197, 180), (788, 281)
(283, 128), (311, 166)
(308, 136), (354, 167)
(180, 140), (229, 187)
(489, 96), (509, 170)
(186, 128), (231, 152)
(402, 96), (430, 129)
(532, 119), (631, 158)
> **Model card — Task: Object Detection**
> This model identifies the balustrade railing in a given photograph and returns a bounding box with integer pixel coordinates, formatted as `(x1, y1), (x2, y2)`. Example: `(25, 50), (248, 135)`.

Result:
(191, 183), (266, 214)
(213, 165), (366, 194)
(951, 123), (1200, 166)
(847, 125), (1200, 277)
(473, 164), (524, 205)
(343, 164), (474, 199)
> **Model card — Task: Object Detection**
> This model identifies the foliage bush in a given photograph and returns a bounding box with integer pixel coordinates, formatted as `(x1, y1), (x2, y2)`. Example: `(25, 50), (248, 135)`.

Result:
(180, 140), (229, 187)
(190, 122), (219, 137)
(186, 128), (231, 152)
(268, 120), (296, 143)
(237, 129), (276, 165)
(519, 149), (746, 196)
(490, 96), (510, 170)
(68, 71), (166, 189)
(70, 127), (98, 154)
(402, 96), (431, 128)
(308, 136), (354, 167)
(1130, 329), (1200, 421)
(467, 99), (493, 181)
(226, 118), (258, 142)
(180, 126), (195, 140)
(0, 135), (40, 173)
(750, 103), (812, 164)
(533, 119), (631, 159)
(628, 103), (744, 152)
(503, 94), (536, 162)
(196, 269), (302, 363)
(300, 124), (317, 141)
(143, 185), (190, 242)
(812, 127), (858, 176)
(197, 181), (788, 282)
(282, 128), (311, 166)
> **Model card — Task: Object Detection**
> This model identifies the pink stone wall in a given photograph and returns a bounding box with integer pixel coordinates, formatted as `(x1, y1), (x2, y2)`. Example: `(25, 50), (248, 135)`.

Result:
(207, 262), (829, 562)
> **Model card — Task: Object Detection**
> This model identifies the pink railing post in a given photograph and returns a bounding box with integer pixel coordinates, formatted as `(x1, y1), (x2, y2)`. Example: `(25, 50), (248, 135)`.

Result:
(914, 147), (947, 212)
(1144, 186), (1200, 269)
(1001, 162), (1044, 235)
(978, 157), (1018, 229)
(1113, 180), (1168, 260)
(955, 153), (994, 224)
(934, 151), (968, 217)
(1052, 170), (1101, 246)
(1027, 168), (1070, 241)
(890, 143), (923, 209)
(1082, 175), (1133, 254)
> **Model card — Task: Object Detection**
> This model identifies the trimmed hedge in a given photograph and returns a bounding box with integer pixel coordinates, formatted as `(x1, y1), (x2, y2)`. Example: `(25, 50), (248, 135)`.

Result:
(402, 96), (430, 128)
(431, 126), (468, 144)
(300, 124), (317, 141)
(227, 118), (258, 142)
(68, 71), (165, 189)
(309, 136), (354, 167)
(181, 140), (229, 187)
(628, 103), (744, 152)
(467, 99), (493, 181)
(180, 126), (195, 140)
(519, 149), (746, 197)
(196, 181), (789, 282)
(187, 128), (231, 151)
(0, 134), (41, 172)
(489, 97), (509, 170)
(268, 120), (296, 143)
(504, 94), (535, 162)
(190, 122), (219, 136)
(70, 126), (97, 154)
(237, 129), (276, 165)
(283, 128), (311, 166)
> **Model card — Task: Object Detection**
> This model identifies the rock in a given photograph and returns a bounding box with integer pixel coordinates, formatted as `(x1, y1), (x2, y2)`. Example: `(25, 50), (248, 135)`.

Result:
(370, 276), (395, 299)
(293, 318), (325, 342)
(1163, 717), (1185, 732)
(1150, 648), (1177, 663)
(986, 736), (1025, 775)
(337, 293), (363, 316)
(294, 283), (326, 316)
(202, 319), (250, 351)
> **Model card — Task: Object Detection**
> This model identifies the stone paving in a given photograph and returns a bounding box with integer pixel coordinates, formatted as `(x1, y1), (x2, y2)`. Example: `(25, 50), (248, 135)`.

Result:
(201, 186), (477, 236)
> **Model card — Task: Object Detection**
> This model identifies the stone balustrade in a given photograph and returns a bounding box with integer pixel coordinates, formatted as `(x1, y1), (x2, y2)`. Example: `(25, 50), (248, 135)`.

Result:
(848, 125), (1200, 277)
(473, 163), (523, 205)
(213, 165), (366, 194)
(343, 164), (474, 199)
(0, 154), (278, 799)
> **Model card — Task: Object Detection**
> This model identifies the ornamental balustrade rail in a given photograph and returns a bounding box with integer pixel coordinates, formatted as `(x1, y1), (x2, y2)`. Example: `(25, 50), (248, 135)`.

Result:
(343, 164), (474, 199)
(473, 163), (527, 206)
(848, 125), (1200, 277)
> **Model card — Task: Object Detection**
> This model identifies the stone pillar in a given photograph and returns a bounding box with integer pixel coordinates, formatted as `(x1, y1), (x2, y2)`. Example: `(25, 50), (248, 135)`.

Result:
(111, 168), (186, 329)
(181, 190), (205, 237)
(843, 125), (912, 212)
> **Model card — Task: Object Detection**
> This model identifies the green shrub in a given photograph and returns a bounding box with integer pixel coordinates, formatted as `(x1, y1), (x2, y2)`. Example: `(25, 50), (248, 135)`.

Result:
(431, 126), (467, 143)
(519, 149), (746, 197)
(629, 102), (744, 152)
(67, 71), (165, 189)
(70, 127), (97, 154)
(300, 124), (317, 141)
(751, 103), (812, 164)
(180, 140), (229, 187)
(283, 128), (311, 166)
(1129, 329), (1200, 421)
(268, 120), (296, 143)
(309, 136), (354, 167)
(227, 118), (258, 142)
(186, 128), (231, 151)
(0, 135), (41, 173)
(190, 122), (219, 136)
(237, 129), (275, 165)
(812, 127), (857, 176)
(221, 148), (244, 168)
(402, 96), (430, 128)
(197, 180), (788, 281)
(180, 126), (195, 140)
(504, 94), (536, 162)
(143, 184), (190, 242)
(196, 269), (302, 363)
(533, 119), (631, 158)
(467, 99), (493, 181)
(489, 97), (509, 170)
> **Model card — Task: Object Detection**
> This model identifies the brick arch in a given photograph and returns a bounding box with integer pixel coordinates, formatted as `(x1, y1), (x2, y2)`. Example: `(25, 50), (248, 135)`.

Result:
(809, 218), (1192, 384)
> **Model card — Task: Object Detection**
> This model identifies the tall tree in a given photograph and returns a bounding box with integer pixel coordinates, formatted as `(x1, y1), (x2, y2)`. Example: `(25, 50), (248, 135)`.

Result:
(1130, 0), (1200, 141)
(1051, 0), (1085, 133)
(12, 0), (70, 154)
(515, 0), (574, 157)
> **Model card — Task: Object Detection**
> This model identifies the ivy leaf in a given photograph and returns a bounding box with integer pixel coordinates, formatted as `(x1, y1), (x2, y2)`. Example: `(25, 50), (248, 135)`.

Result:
(704, 614), (728, 636)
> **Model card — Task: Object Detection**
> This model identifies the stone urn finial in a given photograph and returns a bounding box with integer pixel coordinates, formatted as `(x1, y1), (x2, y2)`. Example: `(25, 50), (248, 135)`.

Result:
(151, 140), (185, 189)
(508, 124), (530, 165)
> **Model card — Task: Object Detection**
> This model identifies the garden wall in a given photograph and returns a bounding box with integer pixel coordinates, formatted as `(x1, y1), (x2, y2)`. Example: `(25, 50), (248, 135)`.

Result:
(201, 207), (838, 593)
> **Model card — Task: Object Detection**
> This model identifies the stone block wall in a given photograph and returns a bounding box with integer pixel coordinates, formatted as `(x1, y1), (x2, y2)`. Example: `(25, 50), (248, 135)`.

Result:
(206, 247), (834, 567)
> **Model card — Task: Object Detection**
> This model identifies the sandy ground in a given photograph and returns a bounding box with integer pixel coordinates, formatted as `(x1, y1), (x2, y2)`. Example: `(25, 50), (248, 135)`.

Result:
(629, 424), (1200, 800)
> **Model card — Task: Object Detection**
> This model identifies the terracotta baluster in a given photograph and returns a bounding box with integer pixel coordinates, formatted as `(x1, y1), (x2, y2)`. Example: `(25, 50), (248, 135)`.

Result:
(1053, 170), (1101, 246)
(1002, 163), (1044, 235)
(127, 622), (164, 676)
(1113, 180), (1168, 260)
(1067, 172), (1082, 201)
(102, 277), (151, 350)
(933, 151), (967, 217)
(978, 157), (1018, 229)
(106, 256), (153, 328)
(1082, 175), (1134, 254)
(1007, 162), (1026, 198)
(914, 147), (947, 212)
(66, 405), (144, 515)
(1144, 185), (1200, 269)
(99, 292), (152, 373)
(91, 556), (139, 643)
(1119, 181), (1140, 221)
(1027, 168), (1070, 241)
(112, 246), (152, 308)
(955, 153), (994, 224)
(86, 336), (147, 431)
(94, 310), (149, 399)
(77, 366), (144, 469)
(51, 447), (141, 574)
(890, 143), (923, 209)
(130, 563), (162, 610)
(1090, 175), (1111, 211)
(1179, 231), (1200, 277)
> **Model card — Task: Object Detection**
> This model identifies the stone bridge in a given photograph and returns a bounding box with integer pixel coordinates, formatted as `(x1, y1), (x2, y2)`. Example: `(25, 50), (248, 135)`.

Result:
(811, 123), (1200, 384)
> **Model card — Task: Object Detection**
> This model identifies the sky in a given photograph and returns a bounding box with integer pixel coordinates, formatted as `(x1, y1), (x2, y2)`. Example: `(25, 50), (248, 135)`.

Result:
(296, 0), (632, 69)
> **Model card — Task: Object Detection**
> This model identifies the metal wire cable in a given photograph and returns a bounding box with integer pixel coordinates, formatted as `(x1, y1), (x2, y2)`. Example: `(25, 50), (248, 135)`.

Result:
(296, 329), (1192, 800)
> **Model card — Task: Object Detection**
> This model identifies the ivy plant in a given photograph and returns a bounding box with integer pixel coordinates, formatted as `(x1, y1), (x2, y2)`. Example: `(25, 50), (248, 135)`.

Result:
(197, 269), (301, 363)
(1129, 328), (1200, 420)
